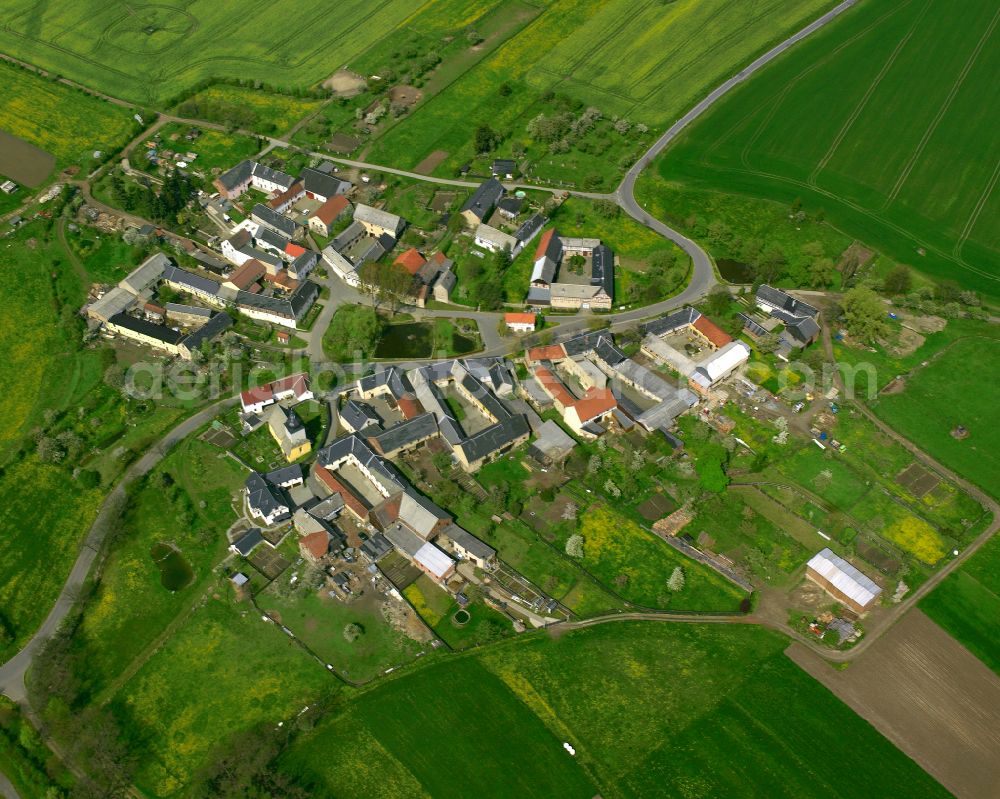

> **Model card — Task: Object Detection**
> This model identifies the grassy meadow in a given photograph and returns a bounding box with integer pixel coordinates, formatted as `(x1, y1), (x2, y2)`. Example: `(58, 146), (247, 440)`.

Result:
(921, 535), (1000, 677)
(643, 0), (1000, 296)
(281, 621), (949, 798)
(0, 61), (138, 173)
(874, 335), (1000, 501)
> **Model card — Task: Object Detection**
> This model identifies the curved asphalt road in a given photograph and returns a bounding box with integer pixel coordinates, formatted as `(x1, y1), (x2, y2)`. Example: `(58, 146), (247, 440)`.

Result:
(0, 397), (237, 704)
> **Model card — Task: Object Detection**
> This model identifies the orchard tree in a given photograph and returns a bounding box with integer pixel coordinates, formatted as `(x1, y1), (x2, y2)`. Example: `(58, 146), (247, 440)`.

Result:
(842, 286), (890, 343)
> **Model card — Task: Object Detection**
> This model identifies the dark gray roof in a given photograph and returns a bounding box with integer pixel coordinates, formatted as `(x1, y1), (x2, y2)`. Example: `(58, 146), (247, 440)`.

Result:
(254, 226), (289, 251)
(165, 302), (211, 318)
(359, 366), (413, 399)
(368, 413), (438, 454)
(783, 314), (821, 344)
(289, 251), (318, 278)
(593, 335), (626, 366)
(756, 284), (819, 318)
(460, 178), (505, 222)
(739, 313), (769, 338)
(492, 159), (516, 174)
(245, 472), (289, 520)
(182, 311), (232, 352)
(300, 167), (350, 199)
(331, 221), (364, 252)
(108, 312), (184, 345)
(562, 329), (609, 357)
(341, 399), (382, 432)
(317, 435), (405, 492)
(216, 160), (253, 191)
(162, 265), (221, 297)
(252, 204), (299, 238)
(231, 528), (264, 557)
(458, 413), (529, 464)
(498, 196), (523, 216)
(590, 243), (614, 300)
(443, 524), (496, 560)
(251, 162), (296, 190)
(514, 213), (546, 244)
(642, 306), (701, 337)
(266, 464), (302, 485)
(235, 279), (317, 320)
(459, 372), (510, 420)
(360, 532), (392, 561)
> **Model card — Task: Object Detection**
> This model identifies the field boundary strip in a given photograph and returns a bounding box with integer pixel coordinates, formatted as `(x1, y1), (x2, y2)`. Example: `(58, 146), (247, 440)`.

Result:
(955, 156), (1000, 257)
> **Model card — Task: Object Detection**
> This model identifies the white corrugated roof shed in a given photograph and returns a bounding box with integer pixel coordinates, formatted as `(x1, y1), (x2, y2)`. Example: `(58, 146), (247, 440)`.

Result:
(414, 543), (454, 579)
(698, 341), (750, 383)
(807, 548), (881, 607)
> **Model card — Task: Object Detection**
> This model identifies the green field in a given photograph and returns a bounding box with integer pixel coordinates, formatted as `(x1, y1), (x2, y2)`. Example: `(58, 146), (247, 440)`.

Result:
(921, 535), (1000, 676)
(643, 0), (1000, 296)
(281, 622), (948, 798)
(874, 336), (1000, 501)
(109, 596), (332, 797)
(69, 437), (246, 700)
(0, 60), (138, 172)
(0, 1), (421, 105)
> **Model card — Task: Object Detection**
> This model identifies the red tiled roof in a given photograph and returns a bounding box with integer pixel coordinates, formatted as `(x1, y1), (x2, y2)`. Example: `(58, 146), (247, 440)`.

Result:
(300, 531), (329, 559)
(505, 312), (536, 326)
(312, 194), (349, 226)
(263, 271), (300, 291)
(270, 372), (310, 400)
(534, 228), (556, 259)
(693, 315), (732, 349)
(284, 242), (307, 258)
(241, 385), (274, 407)
(394, 248), (426, 276)
(533, 365), (575, 408)
(396, 396), (423, 420)
(144, 302), (165, 314)
(267, 181), (303, 209)
(430, 251), (448, 265)
(226, 258), (266, 290)
(314, 466), (369, 518)
(526, 344), (566, 362)
(276, 330), (290, 342)
(571, 387), (617, 423)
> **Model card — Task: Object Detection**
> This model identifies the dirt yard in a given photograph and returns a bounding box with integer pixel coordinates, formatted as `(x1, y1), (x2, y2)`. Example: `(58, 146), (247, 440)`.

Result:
(388, 85), (422, 107)
(414, 149), (448, 175)
(788, 610), (1000, 799)
(323, 69), (366, 96)
(0, 130), (55, 187)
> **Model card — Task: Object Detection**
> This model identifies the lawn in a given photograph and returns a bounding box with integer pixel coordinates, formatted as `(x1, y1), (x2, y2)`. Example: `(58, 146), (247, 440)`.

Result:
(69, 436), (246, 700)
(174, 86), (325, 136)
(403, 575), (513, 651)
(0, 61), (138, 174)
(921, 535), (1000, 677)
(642, 0), (1000, 296)
(137, 121), (262, 184)
(563, 506), (747, 611)
(282, 621), (949, 798)
(257, 586), (425, 683)
(874, 335), (1000, 501)
(109, 595), (333, 797)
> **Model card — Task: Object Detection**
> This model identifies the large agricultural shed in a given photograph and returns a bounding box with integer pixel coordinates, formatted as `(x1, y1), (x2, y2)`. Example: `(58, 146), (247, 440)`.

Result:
(806, 548), (882, 614)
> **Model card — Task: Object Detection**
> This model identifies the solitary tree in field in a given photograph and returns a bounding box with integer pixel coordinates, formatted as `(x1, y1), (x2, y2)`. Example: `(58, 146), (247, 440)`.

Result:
(343, 623), (363, 643)
(842, 286), (890, 343)
(565, 535), (585, 559)
(667, 567), (685, 593)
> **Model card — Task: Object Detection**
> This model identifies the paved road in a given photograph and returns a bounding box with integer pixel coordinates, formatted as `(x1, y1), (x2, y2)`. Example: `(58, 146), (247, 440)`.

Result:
(0, 397), (237, 704)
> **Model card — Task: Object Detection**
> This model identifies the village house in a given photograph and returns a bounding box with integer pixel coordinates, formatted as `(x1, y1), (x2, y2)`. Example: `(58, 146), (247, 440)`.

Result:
(460, 177), (505, 226)
(251, 204), (303, 241)
(244, 472), (291, 526)
(526, 229), (614, 311)
(474, 223), (517, 254)
(214, 160), (296, 200)
(266, 404), (312, 462)
(491, 159), (516, 180)
(300, 167), (351, 202)
(504, 312), (536, 333)
(308, 194), (351, 237)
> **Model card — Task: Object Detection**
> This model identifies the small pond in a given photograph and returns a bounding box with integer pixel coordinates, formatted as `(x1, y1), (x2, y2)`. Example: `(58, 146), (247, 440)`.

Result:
(150, 542), (194, 591)
(716, 258), (754, 284)
(374, 323), (431, 359)
(452, 609), (471, 627)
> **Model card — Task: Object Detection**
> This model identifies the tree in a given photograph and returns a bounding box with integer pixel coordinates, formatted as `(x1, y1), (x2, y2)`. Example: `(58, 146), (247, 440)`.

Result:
(808, 256), (837, 288)
(343, 623), (363, 642)
(882, 264), (912, 295)
(704, 285), (731, 317)
(842, 286), (890, 343)
(474, 124), (499, 154)
(565, 534), (584, 559)
(667, 566), (685, 592)
(756, 332), (781, 354)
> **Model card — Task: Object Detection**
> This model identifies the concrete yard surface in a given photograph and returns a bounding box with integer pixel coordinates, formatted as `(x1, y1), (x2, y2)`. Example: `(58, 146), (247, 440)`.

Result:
(787, 610), (1000, 799)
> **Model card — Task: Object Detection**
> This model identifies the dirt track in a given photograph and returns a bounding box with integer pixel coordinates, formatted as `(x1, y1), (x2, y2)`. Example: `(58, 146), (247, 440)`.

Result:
(788, 610), (1000, 799)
